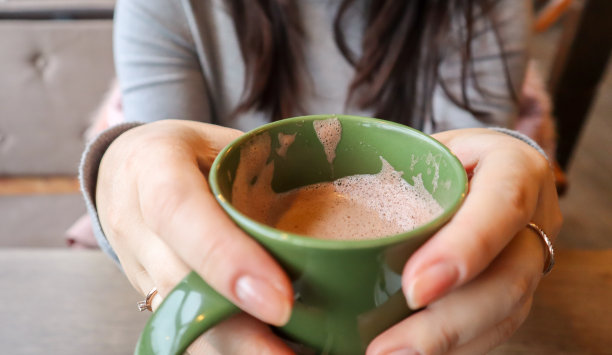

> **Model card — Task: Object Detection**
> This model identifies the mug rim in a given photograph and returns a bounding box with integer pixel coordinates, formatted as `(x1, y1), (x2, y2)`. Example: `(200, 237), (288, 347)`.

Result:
(209, 114), (467, 250)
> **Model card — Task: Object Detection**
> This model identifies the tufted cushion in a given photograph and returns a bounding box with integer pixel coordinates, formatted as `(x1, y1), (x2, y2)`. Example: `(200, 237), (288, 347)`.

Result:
(0, 0), (115, 15)
(0, 2), (115, 247)
(0, 18), (114, 175)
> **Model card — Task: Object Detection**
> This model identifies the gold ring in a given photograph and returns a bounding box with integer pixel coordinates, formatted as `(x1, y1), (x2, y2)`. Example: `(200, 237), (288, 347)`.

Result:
(526, 222), (555, 276)
(137, 287), (158, 312)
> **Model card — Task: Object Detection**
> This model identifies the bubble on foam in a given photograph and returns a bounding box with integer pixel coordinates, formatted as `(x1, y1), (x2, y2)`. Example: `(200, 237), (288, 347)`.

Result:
(442, 179), (452, 190)
(313, 116), (342, 164)
(410, 154), (418, 171)
(331, 157), (443, 237)
(276, 132), (296, 158)
(425, 152), (441, 192)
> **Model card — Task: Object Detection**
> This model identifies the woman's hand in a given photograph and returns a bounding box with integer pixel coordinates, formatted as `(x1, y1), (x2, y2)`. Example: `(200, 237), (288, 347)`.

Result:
(367, 128), (563, 355)
(95, 120), (294, 354)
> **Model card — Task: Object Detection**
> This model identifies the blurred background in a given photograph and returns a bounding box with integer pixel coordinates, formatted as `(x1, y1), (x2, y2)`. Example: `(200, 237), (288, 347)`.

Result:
(0, 0), (610, 354)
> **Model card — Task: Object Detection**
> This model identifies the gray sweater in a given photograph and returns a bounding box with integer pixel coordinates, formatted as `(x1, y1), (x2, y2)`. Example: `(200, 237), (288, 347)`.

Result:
(81, 0), (534, 262)
(114, 0), (530, 131)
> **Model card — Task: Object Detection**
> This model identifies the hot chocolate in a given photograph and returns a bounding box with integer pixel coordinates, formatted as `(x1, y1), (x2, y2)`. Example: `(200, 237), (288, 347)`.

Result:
(272, 158), (442, 240)
(231, 118), (443, 240)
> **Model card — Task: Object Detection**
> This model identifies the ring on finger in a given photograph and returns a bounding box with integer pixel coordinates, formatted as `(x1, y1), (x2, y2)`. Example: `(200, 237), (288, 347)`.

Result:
(137, 287), (158, 312)
(526, 222), (555, 276)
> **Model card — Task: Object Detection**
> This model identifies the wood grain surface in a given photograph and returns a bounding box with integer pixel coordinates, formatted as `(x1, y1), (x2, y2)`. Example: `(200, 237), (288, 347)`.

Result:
(0, 249), (146, 355)
(0, 177), (80, 195)
(493, 249), (612, 355)
(1, 249), (610, 354)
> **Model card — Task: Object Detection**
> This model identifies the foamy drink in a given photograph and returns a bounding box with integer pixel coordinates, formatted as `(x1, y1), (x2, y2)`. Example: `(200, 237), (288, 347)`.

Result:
(231, 118), (443, 241)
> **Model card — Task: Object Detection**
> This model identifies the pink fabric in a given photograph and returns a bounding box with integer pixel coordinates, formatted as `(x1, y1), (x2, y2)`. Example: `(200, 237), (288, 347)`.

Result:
(515, 60), (557, 160)
(85, 80), (124, 140)
(66, 80), (124, 249)
(66, 214), (100, 249)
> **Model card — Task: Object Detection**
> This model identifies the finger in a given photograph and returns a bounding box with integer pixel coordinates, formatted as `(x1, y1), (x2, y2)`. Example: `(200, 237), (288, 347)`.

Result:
(446, 128), (562, 254)
(403, 130), (550, 308)
(448, 296), (533, 355)
(104, 221), (153, 298)
(137, 126), (293, 326)
(141, 274), (293, 355)
(104, 214), (189, 301)
(186, 313), (294, 355)
(367, 228), (542, 355)
(533, 160), (563, 242)
(142, 275), (294, 355)
(150, 292), (164, 311)
(135, 228), (191, 298)
(171, 120), (244, 168)
(122, 215), (293, 355)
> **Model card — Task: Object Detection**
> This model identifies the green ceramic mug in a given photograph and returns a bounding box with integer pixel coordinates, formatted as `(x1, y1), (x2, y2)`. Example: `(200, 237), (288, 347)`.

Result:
(135, 115), (467, 355)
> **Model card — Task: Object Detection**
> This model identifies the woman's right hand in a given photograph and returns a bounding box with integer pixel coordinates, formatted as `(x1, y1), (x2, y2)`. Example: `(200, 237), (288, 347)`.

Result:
(95, 120), (295, 354)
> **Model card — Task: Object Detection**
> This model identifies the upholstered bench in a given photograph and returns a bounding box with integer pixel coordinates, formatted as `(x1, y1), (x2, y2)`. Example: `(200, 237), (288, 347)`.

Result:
(0, 0), (115, 247)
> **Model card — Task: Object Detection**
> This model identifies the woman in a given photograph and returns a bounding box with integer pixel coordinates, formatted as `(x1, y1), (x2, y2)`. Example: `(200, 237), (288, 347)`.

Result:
(82, 0), (562, 353)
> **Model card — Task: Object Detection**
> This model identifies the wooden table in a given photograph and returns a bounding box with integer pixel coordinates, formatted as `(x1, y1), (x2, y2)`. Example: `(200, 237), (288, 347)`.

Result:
(0, 249), (146, 355)
(1, 249), (610, 354)
(493, 248), (612, 355)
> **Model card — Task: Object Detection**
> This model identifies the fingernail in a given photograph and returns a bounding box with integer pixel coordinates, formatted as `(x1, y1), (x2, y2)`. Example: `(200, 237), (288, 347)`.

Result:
(405, 262), (458, 309)
(386, 349), (419, 355)
(235, 275), (291, 326)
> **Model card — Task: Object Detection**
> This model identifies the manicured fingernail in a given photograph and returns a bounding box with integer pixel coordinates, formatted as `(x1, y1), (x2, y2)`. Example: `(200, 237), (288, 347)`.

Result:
(236, 275), (291, 326)
(406, 262), (458, 309)
(386, 349), (419, 355)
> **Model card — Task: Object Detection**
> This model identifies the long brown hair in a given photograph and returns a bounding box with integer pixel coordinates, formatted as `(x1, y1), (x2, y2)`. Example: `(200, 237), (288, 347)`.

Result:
(227, 0), (515, 130)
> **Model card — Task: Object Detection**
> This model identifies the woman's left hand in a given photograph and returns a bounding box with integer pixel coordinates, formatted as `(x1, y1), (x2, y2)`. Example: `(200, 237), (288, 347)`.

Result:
(367, 128), (563, 355)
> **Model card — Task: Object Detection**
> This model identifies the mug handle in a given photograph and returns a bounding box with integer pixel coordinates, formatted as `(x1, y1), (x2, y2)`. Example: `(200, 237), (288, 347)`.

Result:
(134, 271), (241, 355)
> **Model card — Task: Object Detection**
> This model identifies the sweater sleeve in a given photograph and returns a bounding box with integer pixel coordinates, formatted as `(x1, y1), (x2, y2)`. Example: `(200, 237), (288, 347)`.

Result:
(114, 0), (213, 123)
(490, 127), (549, 161)
(79, 123), (143, 264)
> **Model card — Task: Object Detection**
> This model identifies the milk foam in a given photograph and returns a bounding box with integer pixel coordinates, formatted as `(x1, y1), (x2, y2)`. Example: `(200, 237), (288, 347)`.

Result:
(276, 132), (296, 157)
(273, 158), (443, 240)
(231, 118), (444, 240)
(313, 117), (341, 164)
(332, 158), (443, 236)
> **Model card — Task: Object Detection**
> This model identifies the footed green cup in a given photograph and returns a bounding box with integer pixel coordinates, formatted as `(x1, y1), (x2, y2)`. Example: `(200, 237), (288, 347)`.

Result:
(135, 115), (467, 355)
